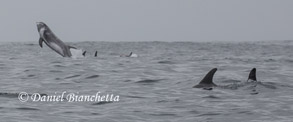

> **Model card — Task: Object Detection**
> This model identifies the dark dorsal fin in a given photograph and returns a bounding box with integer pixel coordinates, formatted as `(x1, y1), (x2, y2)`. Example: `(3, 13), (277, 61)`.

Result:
(198, 68), (217, 85)
(248, 68), (257, 81)
(94, 51), (98, 57)
(193, 68), (217, 88)
(82, 51), (86, 56)
(39, 38), (44, 48)
(128, 52), (133, 57)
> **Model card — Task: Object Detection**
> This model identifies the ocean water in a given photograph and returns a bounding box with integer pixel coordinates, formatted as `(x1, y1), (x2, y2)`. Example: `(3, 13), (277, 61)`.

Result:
(0, 41), (293, 122)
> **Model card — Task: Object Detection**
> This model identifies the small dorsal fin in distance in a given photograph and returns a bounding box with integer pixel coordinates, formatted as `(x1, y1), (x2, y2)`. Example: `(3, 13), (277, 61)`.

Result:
(128, 52), (133, 57)
(247, 68), (257, 81)
(82, 51), (86, 56)
(39, 38), (44, 48)
(94, 51), (98, 57)
(193, 68), (217, 88)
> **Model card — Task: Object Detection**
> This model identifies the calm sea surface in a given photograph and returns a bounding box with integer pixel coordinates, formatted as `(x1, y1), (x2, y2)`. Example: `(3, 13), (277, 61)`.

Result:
(0, 41), (293, 122)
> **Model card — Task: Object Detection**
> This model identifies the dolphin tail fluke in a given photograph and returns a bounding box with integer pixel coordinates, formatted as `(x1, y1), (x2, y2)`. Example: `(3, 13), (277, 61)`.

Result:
(193, 68), (217, 88)
(248, 68), (257, 81)
(82, 51), (86, 56)
(39, 38), (44, 48)
(94, 51), (98, 57)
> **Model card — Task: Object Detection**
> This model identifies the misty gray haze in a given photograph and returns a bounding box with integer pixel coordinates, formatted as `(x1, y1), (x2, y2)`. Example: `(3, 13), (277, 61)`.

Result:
(0, 0), (293, 42)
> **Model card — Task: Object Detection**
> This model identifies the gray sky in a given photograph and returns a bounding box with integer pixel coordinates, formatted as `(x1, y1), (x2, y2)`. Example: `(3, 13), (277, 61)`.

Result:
(0, 0), (293, 42)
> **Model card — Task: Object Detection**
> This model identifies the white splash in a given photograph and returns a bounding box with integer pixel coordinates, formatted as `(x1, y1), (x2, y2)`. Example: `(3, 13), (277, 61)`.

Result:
(129, 53), (138, 58)
(70, 48), (84, 59)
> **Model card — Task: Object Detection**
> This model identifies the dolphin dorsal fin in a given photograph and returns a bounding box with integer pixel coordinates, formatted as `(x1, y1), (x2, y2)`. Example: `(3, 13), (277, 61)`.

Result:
(198, 68), (217, 85)
(94, 51), (98, 57)
(129, 52), (133, 57)
(193, 68), (217, 88)
(82, 51), (86, 56)
(248, 68), (257, 81)
(39, 38), (44, 48)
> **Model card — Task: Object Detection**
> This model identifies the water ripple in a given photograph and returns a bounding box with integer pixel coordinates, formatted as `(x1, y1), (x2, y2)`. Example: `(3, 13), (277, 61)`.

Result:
(85, 75), (100, 79)
(16, 107), (40, 111)
(135, 79), (162, 84)
(64, 75), (81, 79)
(92, 101), (113, 105)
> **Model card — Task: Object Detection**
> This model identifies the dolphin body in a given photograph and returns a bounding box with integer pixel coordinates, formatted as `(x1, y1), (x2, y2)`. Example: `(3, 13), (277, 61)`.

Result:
(193, 68), (258, 90)
(36, 22), (76, 57)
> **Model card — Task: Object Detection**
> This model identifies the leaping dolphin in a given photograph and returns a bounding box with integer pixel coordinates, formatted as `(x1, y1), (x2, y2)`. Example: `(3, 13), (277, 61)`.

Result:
(193, 68), (257, 89)
(36, 22), (76, 57)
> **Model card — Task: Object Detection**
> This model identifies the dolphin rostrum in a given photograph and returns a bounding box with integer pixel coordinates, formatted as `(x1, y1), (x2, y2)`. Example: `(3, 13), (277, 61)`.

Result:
(36, 22), (76, 57)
